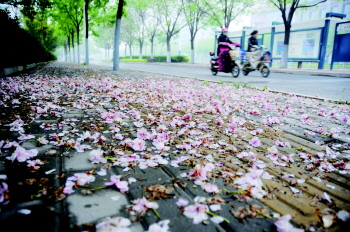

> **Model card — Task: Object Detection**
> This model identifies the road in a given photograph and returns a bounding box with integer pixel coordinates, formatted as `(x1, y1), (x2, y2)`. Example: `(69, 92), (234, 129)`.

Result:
(92, 61), (350, 101)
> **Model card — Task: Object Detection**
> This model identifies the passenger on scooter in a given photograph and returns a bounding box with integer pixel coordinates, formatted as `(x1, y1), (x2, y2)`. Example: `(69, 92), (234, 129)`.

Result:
(247, 30), (259, 52)
(246, 30), (261, 69)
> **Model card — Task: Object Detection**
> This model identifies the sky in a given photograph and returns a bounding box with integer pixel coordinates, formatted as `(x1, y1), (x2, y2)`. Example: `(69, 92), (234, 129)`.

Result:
(229, 14), (252, 32)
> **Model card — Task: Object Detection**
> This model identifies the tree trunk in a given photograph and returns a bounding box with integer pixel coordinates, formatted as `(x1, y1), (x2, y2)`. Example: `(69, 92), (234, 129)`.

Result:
(72, 32), (76, 63)
(129, 44), (132, 59)
(225, 15), (230, 29)
(190, 38), (195, 64)
(63, 43), (66, 61)
(76, 26), (80, 64)
(125, 43), (127, 57)
(64, 42), (68, 61)
(67, 36), (71, 62)
(139, 42), (143, 59)
(166, 38), (171, 63)
(113, 0), (124, 71)
(151, 39), (154, 59)
(280, 23), (291, 69)
(84, 0), (90, 65)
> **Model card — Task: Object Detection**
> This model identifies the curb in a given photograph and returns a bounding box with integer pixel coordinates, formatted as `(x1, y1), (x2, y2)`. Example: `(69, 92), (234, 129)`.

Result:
(270, 69), (350, 78)
(0, 62), (50, 78)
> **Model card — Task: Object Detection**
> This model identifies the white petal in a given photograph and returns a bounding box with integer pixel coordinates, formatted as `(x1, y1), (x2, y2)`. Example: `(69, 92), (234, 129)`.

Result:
(210, 216), (224, 224)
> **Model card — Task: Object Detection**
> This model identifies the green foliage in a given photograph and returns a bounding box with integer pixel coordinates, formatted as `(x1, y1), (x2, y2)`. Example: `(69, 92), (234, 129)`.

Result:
(232, 82), (241, 88)
(0, 9), (56, 68)
(202, 0), (254, 28)
(2, 0), (52, 20)
(242, 82), (251, 88)
(171, 55), (190, 63)
(93, 26), (114, 49)
(23, 13), (58, 51)
(231, 82), (252, 89)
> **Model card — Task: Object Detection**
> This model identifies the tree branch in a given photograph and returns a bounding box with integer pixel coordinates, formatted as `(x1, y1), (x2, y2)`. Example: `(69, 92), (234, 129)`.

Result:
(297, 0), (326, 8)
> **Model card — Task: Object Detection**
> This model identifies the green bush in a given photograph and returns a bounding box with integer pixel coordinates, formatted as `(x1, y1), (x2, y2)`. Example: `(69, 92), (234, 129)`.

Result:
(171, 55), (189, 63)
(150, 56), (167, 62)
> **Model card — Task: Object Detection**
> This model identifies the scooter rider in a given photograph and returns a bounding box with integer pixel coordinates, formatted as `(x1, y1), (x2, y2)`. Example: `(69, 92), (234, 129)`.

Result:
(217, 28), (233, 55)
(247, 30), (259, 52)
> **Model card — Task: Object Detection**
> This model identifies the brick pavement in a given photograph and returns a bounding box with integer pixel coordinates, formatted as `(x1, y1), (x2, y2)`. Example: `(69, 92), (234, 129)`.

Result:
(0, 62), (349, 232)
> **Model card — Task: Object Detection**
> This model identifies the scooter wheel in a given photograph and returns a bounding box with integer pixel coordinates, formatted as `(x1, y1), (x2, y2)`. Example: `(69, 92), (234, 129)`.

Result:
(261, 66), (270, 78)
(242, 64), (250, 76)
(211, 70), (218, 76)
(231, 64), (240, 78)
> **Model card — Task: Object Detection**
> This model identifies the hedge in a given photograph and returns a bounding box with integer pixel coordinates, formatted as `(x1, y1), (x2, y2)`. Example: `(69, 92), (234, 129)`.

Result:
(0, 10), (56, 69)
(119, 55), (189, 63)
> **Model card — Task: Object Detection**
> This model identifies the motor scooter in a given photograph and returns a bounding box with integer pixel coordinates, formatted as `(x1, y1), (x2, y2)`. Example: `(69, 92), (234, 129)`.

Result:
(241, 45), (271, 78)
(209, 42), (241, 78)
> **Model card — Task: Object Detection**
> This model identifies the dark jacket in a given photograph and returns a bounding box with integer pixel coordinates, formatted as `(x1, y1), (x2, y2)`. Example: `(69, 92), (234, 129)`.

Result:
(217, 33), (233, 55)
(247, 36), (258, 52)
(218, 33), (233, 43)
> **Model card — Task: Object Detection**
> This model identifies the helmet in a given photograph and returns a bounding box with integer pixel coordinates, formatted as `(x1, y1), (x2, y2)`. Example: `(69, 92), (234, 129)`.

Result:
(222, 28), (228, 32)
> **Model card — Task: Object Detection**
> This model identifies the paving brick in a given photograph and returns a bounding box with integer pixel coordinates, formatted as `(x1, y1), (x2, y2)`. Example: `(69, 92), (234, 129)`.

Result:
(21, 141), (53, 156)
(66, 189), (130, 225)
(64, 151), (96, 172)
(62, 113), (84, 119)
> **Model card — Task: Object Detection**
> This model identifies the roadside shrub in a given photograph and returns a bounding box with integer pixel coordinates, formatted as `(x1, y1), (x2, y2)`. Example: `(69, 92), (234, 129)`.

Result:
(0, 9), (56, 69)
(171, 55), (189, 63)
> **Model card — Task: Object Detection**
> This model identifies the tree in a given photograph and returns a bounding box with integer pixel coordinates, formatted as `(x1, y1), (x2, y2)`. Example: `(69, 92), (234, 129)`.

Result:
(120, 15), (136, 59)
(83, 0), (109, 65)
(144, 8), (160, 59)
(51, 7), (76, 62)
(55, 0), (84, 63)
(0, 0), (52, 21)
(201, 0), (253, 28)
(182, 0), (208, 64)
(128, 0), (148, 59)
(269, 0), (327, 68)
(92, 4), (116, 61)
(1, 0), (58, 52)
(155, 0), (185, 63)
(22, 3), (58, 52)
(84, 0), (90, 64)
(94, 25), (114, 60)
(113, 0), (125, 71)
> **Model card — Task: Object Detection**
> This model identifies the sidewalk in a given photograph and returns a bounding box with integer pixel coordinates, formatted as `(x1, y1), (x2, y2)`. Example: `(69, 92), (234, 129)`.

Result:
(1, 62), (349, 232)
(270, 67), (350, 78)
